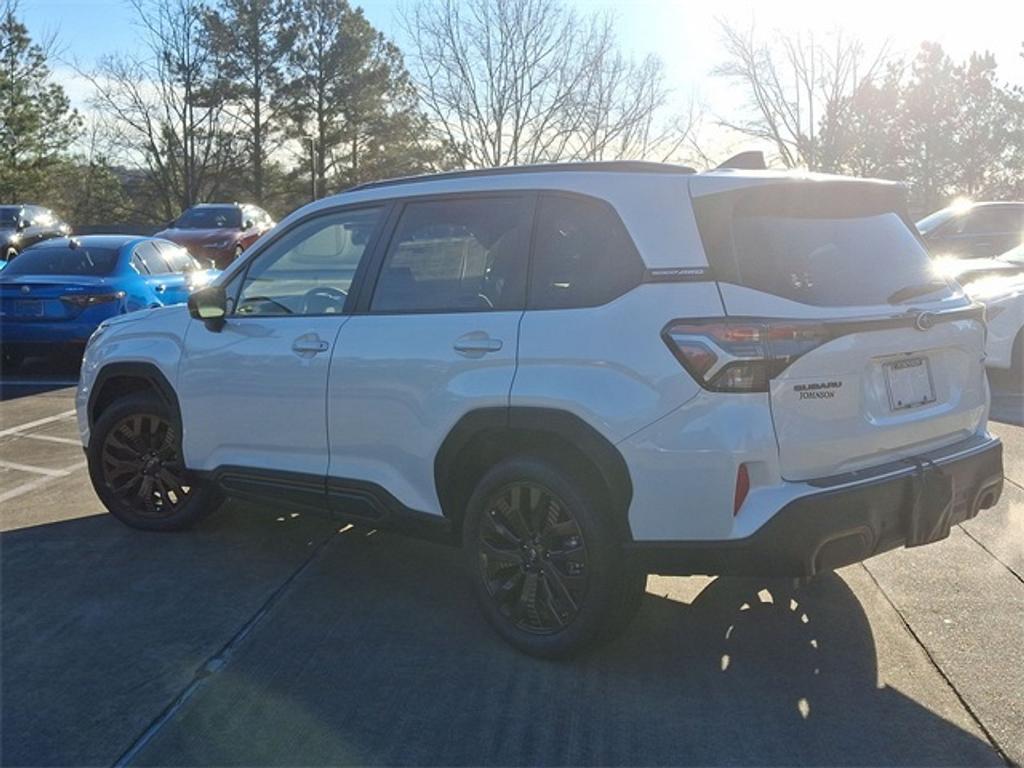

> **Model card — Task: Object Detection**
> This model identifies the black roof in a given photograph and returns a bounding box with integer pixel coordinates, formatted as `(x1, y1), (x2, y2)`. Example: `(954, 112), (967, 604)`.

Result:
(346, 161), (697, 194)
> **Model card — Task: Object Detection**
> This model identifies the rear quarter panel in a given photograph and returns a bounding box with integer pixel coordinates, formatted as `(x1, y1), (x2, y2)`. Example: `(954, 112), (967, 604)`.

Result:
(512, 283), (724, 442)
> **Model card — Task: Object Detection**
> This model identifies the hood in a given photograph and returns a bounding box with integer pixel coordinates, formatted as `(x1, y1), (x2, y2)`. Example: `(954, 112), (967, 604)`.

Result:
(157, 228), (240, 246)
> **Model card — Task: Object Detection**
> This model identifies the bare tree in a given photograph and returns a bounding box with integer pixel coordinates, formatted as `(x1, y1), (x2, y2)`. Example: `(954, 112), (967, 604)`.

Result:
(83, 0), (241, 219)
(400, 0), (694, 167)
(713, 19), (888, 171)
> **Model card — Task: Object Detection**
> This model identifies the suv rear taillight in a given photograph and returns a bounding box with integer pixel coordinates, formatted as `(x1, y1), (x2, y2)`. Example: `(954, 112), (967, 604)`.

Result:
(662, 319), (832, 392)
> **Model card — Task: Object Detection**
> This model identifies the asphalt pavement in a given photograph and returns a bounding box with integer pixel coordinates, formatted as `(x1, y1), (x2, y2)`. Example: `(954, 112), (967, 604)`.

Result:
(1, 376), (1022, 767)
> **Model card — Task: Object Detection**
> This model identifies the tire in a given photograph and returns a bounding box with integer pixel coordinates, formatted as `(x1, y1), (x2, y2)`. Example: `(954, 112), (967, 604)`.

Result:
(462, 456), (644, 658)
(87, 392), (219, 531)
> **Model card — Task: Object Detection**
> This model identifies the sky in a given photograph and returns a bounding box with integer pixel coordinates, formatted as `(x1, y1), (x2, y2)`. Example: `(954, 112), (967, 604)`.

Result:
(21, 0), (1024, 161)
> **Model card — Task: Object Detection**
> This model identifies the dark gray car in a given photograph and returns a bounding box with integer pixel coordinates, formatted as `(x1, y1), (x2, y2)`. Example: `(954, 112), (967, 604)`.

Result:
(917, 201), (1024, 258)
(0, 205), (72, 262)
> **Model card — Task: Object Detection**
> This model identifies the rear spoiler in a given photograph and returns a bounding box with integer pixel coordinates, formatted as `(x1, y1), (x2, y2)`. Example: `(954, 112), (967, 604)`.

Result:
(716, 151), (767, 170)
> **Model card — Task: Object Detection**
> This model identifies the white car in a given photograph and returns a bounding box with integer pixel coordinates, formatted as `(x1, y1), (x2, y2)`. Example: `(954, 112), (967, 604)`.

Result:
(77, 162), (1004, 657)
(935, 246), (1024, 378)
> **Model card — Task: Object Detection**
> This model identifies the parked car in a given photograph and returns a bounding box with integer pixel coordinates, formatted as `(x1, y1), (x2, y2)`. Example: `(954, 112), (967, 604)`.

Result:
(1, 235), (218, 370)
(77, 162), (1003, 658)
(935, 245), (1024, 379)
(0, 204), (71, 262)
(917, 201), (1024, 258)
(155, 203), (274, 269)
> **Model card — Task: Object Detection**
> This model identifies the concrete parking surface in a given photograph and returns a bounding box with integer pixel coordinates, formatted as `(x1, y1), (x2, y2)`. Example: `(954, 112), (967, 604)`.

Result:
(1, 380), (1022, 766)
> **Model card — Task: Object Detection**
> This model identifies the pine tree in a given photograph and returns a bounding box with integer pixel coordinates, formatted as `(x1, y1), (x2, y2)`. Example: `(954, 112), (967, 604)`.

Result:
(0, 3), (81, 203)
(204, 0), (292, 205)
(280, 0), (442, 198)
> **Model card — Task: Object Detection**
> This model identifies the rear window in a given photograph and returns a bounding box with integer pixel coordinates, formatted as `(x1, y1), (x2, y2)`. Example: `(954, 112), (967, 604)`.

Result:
(3, 246), (120, 276)
(696, 184), (954, 307)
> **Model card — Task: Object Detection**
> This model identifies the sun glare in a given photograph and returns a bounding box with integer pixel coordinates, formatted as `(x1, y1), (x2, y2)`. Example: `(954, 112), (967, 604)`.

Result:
(949, 197), (974, 214)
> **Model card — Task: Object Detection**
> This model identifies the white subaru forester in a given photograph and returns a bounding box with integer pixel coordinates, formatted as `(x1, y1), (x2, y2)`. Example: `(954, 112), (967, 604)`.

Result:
(77, 162), (1004, 658)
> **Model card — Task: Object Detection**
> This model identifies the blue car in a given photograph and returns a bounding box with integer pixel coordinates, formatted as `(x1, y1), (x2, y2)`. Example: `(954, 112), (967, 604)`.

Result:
(0, 235), (218, 368)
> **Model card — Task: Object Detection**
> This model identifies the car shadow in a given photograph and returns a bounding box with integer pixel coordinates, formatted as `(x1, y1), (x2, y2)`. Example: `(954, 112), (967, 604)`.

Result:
(1, 508), (1002, 767)
(0, 353), (82, 401)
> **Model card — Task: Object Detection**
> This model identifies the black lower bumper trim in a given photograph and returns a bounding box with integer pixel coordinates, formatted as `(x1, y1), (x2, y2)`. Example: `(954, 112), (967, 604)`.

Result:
(624, 437), (1003, 579)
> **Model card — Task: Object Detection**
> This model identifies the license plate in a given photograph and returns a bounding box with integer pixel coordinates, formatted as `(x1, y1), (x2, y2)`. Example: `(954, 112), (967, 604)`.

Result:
(14, 300), (43, 317)
(884, 356), (936, 411)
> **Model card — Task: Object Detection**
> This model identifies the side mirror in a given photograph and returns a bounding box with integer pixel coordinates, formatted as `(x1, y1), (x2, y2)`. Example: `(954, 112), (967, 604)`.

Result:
(17, 219), (28, 231)
(188, 285), (227, 329)
(244, 219), (255, 230)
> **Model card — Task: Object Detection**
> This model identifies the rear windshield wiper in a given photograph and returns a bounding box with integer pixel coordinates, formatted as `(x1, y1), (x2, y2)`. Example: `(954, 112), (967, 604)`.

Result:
(887, 281), (949, 305)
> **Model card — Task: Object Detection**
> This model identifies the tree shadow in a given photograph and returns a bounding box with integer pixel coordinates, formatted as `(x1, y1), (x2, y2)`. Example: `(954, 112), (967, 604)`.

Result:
(113, 526), (1000, 767)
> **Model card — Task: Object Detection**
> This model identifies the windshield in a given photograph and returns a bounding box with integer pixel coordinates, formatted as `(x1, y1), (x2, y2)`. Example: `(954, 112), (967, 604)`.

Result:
(2, 246), (120, 276)
(916, 207), (959, 235)
(174, 206), (241, 229)
(725, 212), (954, 307)
(0, 207), (19, 228)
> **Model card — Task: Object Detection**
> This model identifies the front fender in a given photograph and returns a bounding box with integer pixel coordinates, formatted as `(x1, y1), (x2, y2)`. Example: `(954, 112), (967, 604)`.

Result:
(76, 306), (191, 447)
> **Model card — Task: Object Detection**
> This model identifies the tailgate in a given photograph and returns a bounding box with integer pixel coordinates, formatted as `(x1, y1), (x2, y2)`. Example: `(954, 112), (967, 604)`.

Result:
(693, 176), (989, 481)
(763, 305), (987, 480)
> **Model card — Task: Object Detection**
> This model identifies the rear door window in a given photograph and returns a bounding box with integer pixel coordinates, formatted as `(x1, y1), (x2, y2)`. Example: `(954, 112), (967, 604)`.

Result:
(528, 194), (644, 309)
(156, 242), (194, 273)
(370, 196), (531, 313)
(135, 242), (172, 274)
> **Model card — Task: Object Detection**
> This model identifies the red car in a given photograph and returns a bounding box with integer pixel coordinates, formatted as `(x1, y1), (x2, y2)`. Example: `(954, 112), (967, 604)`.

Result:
(155, 203), (274, 269)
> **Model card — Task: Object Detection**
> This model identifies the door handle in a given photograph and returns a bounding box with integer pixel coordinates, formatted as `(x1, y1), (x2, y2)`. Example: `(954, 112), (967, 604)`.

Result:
(155, 284), (166, 293)
(292, 335), (330, 355)
(453, 334), (503, 355)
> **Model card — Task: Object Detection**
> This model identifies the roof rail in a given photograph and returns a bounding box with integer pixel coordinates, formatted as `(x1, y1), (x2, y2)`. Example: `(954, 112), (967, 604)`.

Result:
(715, 151), (767, 170)
(345, 161), (697, 194)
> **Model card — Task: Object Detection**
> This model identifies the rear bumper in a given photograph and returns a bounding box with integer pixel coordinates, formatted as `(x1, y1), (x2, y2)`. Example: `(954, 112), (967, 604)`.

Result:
(624, 435), (1003, 578)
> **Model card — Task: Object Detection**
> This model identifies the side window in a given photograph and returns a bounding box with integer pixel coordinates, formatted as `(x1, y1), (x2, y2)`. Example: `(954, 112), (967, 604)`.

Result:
(528, 194), (644, 309)
(134, 242), (172, 274)
(371, 196), (530, 313)
(131, 253), (149, 274)
(156, 242), (193, 273)
(236, 206), (383, 316)
(957, 208), (1020, 235)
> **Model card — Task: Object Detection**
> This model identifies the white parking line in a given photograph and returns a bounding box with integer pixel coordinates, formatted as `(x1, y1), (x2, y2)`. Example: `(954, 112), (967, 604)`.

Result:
(16, 433), (82, 446)
(0, 460), (87, 504)
(0, 409), (77, 438)
(0, 460), (69, 477)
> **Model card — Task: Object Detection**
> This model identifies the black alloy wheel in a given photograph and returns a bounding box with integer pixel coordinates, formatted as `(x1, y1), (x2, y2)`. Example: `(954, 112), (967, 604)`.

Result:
(100, 412), (192, 518)
(476, 481), (589, 634)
